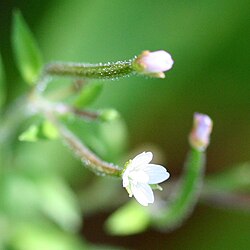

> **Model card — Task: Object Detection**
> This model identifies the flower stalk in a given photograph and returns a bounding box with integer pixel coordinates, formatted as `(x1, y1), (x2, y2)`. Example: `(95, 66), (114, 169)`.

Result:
(2, 49), (175, 179)
(48, 102), (100, 121)
(44, 50), (174, 80)
(28, 91), (122, 177)
(23, 49), (174, 178)
(51, 118), (122, 177)
(152, 113), (212, 229)
(45, 60), (135, 80)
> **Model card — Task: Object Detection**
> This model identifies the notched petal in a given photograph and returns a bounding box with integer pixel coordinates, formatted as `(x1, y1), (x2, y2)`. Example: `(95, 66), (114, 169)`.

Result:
(131, 183), (154, 206)
(131, 151), (153, 167)
(145, 164), (170, 184)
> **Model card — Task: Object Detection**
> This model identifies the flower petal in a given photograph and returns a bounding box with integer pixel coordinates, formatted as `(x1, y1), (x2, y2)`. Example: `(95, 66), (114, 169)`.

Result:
(144, 164), (170, 184)
(142, 50), (174, 72)
(129, 170), (149, 184)
(122, 174), (129, 187)
(131, 152), (153, 169)
(131, 183), (154, 206)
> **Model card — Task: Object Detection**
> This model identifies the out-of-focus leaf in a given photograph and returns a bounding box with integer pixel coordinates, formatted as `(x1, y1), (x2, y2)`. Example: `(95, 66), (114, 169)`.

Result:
(19, 121), (58, 142)
(0, 54), (6, 108)
(204, 162), (250, 193)
(36, 177), (82, 232)
(0, 213), (10, 249)
(0, 172), (39, 217)
(99, 109), (120, 122)
(42, 120), (59, 139)
(12, 10), (43, 85)
(19, 125), (39, 142)
(0, 171), (80, 231)
(74, 82), (103, 108)
(9, 221), (87, 250)
(105, 200), (150, 235)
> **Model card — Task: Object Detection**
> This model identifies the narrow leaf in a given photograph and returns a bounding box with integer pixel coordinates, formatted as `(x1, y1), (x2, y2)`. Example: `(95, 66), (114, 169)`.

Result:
(0, 53), (6, 108)
(19, 125), (39, 142)
(42, 120), (59, 139)
(74, 82), (103, 108)
(19, 121), (59, 142)
(12, 10), (43, 85)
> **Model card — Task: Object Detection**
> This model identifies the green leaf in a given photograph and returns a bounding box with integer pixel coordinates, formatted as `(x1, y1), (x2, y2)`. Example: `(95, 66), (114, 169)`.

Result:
(42, 120), (59, 139)
(105, 200), (151, 235)
(19, 124), (39, 142)
(99, 109), (120, 122)
(74, 82), (103, 108)
(0, 53), (6, 108)
(12, 10), (43, 85)
(18, 121), (59, 142)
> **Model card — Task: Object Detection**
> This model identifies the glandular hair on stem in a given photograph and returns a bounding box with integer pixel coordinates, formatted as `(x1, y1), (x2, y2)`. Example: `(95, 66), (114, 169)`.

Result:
(45, 59), (135, 80)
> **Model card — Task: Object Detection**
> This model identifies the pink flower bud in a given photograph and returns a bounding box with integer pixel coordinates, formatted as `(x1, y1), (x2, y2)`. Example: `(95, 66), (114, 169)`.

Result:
(133, 50), (174, 78)
(189, 113), (213, 151)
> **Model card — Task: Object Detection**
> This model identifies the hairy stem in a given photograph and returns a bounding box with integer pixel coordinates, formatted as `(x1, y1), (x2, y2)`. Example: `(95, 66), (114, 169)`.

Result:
(51, 102), (100, 121)
(48, 113), (122, 176)
(152, 149), (205, 230)
(29, 93), (122, 177)
(45, 60), (135, 80)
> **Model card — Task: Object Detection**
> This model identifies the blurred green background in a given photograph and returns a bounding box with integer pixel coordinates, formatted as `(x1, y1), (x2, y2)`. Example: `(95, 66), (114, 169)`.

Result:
(1, 0), (250, 249)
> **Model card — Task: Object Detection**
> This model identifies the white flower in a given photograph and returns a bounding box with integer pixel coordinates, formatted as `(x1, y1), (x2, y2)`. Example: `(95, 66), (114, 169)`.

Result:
(133, 50), (174, 78)
(122, 152), (170, 206)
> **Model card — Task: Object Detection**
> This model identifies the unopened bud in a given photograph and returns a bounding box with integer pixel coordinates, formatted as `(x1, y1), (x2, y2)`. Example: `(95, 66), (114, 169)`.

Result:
(132, 50), (174, 78)
(189, 113), (213, 151)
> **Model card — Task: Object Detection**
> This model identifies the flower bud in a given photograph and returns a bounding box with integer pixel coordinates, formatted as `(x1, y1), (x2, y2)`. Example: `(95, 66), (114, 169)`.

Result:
(132, 50), (174, 78)
(189, 113), (213, 151)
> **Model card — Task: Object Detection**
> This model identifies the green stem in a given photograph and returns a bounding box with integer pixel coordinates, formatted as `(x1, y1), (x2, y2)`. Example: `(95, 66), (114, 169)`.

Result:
(48, 113), (122, 177)
(49, 102), (100, 121)
(44, 59), (135, 80)
(29, 93), (122, 177)
(152, 149), (205, 230)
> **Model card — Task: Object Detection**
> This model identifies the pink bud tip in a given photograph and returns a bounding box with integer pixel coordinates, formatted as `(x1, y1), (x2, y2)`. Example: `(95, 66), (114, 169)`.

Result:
(189, 113), (213, 151)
